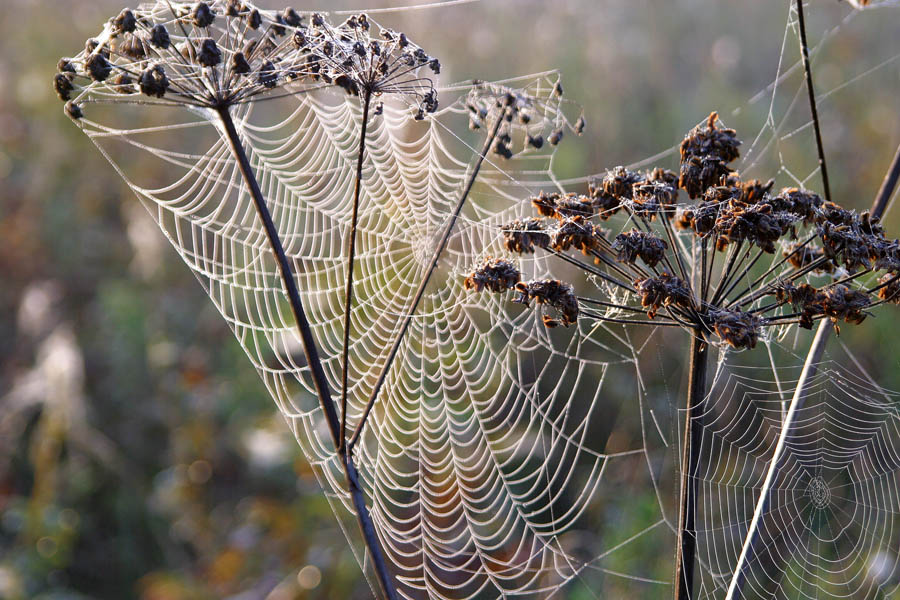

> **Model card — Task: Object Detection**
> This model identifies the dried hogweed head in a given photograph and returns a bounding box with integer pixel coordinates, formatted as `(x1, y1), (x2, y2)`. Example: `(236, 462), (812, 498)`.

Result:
(501, 218), (551, 254)
(679, 112), (741, 199)
(464, 258), (521, 294)
(466, 112), (900, 348)
(711, 310), (763, 350)
(463, 77), (581, 158)
(513, 279), (578, 327)
(55, 1), (440, 119)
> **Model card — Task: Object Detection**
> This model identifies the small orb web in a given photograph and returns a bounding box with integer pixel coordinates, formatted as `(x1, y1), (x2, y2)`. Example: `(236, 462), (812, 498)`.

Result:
(692, 352), (900, 599)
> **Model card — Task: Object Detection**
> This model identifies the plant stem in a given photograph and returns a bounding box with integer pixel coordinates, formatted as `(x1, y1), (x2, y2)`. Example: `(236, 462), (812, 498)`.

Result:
(217, 106), (341, 446)
(673, 332), (708, 600)
(216, 105), (398, 600)
(340, 87), (373, 451)
(796, 0), (832, 205)
(348, 108), (507, 450)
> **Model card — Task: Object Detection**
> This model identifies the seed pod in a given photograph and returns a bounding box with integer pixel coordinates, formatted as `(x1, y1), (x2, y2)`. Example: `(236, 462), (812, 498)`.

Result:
(54, 73), (74, 101)
(64, 100), (83, 119)
(198, 38), (222, 67)
(192, 2), (215, 28)
(139, 64), (169, 98)
(149, 24), (170, 49)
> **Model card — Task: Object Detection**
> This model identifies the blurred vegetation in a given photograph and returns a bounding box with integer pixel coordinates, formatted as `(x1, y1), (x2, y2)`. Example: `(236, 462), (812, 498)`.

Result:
(1, 0), (899, 598)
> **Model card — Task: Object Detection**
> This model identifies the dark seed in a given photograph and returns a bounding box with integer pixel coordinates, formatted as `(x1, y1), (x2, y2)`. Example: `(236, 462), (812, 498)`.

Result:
(192, 2), (215, 27)
(149, 24), (170, 49)
(197, 38), (222, 67)
(231, 52), (251, 75)
(53, 73), (74, 101)
(64, 100), (83, 119)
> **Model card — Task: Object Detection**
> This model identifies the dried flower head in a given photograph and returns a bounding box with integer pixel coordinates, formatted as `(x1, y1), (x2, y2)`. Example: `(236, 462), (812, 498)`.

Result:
(588, 166), (643, 219)
(551, 216), (607, 254)
(513, 279), (578, 327)
(463, 77), (580, 158)
(710, 310), (763, 350)
(635, 273), (693, 319)
(467, 113), (899, 349)
(464, 258), (521, 294)
(612, 229), (668, 268)
(55, 1), (439, 119)
(502, 218), (551, 254)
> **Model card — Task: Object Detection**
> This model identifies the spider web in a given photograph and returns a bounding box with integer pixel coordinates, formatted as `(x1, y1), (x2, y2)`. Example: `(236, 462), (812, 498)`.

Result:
(69, 1), (900, 598)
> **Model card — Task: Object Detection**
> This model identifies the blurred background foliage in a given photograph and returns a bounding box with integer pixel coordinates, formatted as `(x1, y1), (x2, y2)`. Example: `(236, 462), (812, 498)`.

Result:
(1, 0), (898, 598)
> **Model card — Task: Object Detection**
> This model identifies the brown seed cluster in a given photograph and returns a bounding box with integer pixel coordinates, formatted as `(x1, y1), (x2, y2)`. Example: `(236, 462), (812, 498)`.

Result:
(679, 112), (741, 199)
(513, 279), (578, 327)
(531, 191), (595, 219)
(711, 310), (763, 349)
(551, 217), (607, 254)
(635, 273), (693, 319)
(464, 258), (521, 294)
(55, 1), (439, 119)
(502, 218), (550, 254)
(612, 230), (668, 268)
(775, 281), (871, 329)
(465, 111), (899, 346)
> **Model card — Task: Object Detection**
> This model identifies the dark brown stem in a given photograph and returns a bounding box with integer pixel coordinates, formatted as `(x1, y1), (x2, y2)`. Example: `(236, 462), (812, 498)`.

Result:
(796, 0), (832, 204)
(673, 333), (708, 600)
(340, 87), (373, 452)
(217, 105), (398, 600)
(347, 107), (507, 451)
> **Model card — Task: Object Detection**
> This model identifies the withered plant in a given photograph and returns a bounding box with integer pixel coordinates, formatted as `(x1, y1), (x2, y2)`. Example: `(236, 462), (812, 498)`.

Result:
(467, 109), (900, 598)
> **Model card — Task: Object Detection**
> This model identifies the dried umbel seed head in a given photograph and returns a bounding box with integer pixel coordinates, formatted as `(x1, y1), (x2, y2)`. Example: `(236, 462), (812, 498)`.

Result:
(818, 221), (873, 272)
(678, 200), (720, 236)
(784, 242), (833, 273)
(553, 193), (596, 218)
(57, 2), (440, 120)
(551, 216), (607, 254)
(820, 284), (870, 327)
(502, 218), (551, 254)
(192, 2), (216, 28)
(711, 310), (762, 350)
(588, 166), (643, 219)
(714, 198), (797, 253)
(197, 38), (222, 67)
(149, 24), (170, 49)
(739, 179), (775, 204)
(635, 273), (693, 319)
(139, 64), (169, 98)
(680, 111), (741, 164)
(774, 281), (871, 330)
(513, 279), (578, 327)
(85, 53), (112, 82)
(54, 73), (74, 101)
(464, 258), (521, 294)
(631, 180), (677, 220)
(647, 167), (679, 188)
(113, 9), (137, 34)
(771, 187), (823, 224)
(877, 274), (900, 304)
(680, 155), (732, 200)
(612, 230), (668, 268)
(64, 101), (83, 120)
